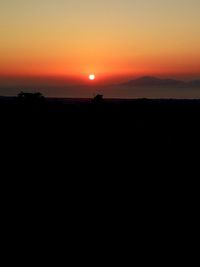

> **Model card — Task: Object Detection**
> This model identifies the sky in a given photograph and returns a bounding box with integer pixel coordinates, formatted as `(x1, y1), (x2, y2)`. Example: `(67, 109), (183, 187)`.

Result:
(0, 0), (200, 86)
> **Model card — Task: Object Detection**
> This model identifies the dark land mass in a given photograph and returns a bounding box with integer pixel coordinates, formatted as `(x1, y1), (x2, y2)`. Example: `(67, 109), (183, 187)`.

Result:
(1, 96), (200, 153)
(121, 76), (200, 87)
(1, 95), (199, 246)
(2, 95), (200, 179)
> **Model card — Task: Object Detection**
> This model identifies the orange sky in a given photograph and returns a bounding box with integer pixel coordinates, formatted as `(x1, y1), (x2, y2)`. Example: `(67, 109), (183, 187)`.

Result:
(0, 0), (200, 83)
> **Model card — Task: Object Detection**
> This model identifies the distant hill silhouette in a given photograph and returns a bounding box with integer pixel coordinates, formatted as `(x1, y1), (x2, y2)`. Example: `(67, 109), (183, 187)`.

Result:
(187, 80), (200, 87)
(121, 76), (185, 87)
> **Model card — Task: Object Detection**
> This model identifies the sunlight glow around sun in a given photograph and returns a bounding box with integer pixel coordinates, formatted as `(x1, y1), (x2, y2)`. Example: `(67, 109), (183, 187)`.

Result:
(89, 74), (95, 80)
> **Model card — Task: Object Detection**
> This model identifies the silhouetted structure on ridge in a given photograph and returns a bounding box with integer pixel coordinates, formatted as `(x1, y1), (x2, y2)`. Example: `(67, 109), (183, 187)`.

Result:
(92, 94), (104, 105)
(17, 92), (46, 111)
(18, 92), (45, 101)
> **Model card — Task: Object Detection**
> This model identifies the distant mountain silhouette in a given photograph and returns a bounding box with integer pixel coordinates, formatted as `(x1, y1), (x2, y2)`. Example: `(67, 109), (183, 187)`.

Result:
(121, 76), (185, 87)
(187, 80), (200, 87)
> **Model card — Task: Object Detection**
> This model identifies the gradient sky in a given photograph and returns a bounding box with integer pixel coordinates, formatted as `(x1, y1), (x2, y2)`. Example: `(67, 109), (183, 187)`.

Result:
(0, 0), (200, 82)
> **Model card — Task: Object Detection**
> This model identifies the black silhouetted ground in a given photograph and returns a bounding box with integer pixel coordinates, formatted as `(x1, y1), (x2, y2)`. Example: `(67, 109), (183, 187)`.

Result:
(1, 95), (200, 183)
(1, 95), (199, 250)
(1, 96), (200, 154)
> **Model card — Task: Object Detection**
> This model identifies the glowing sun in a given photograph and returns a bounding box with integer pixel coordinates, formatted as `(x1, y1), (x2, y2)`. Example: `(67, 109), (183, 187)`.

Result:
(89, 74), (95, 80)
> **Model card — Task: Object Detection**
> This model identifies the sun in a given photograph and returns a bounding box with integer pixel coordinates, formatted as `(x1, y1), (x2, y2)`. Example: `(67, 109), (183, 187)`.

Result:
(89, 74), (95, 80)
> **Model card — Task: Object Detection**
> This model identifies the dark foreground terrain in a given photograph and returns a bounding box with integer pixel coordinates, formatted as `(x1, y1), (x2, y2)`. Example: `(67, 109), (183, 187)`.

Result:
(1, 96), (199, 258)
(1, 96), (200, 174)
(1, 96), (200, 163)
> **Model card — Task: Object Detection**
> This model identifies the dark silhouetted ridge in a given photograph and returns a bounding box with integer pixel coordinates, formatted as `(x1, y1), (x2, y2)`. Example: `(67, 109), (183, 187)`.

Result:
(187, 80), (200, 87)
(122, 76), (185, 87)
